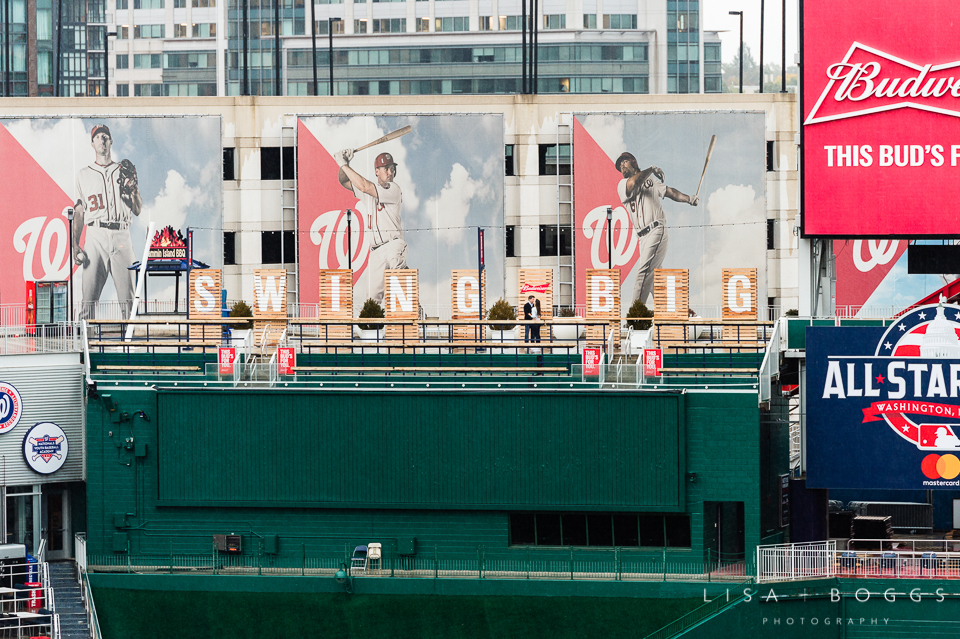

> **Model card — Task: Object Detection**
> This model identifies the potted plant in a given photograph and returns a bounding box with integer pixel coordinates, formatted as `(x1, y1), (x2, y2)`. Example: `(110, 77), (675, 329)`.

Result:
(625, 299), (654, 353)
(356, 298), (385, 350)
(486, 298), (518, 353)
(229, 300), (254, 344)
(552, 307), (584, 341)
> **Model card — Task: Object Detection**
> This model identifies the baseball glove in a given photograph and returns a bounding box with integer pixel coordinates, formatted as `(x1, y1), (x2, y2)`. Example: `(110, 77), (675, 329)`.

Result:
(117, 159), (138, 199)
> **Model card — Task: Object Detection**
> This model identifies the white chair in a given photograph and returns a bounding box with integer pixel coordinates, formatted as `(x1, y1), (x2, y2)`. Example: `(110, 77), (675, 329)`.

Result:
(367, 543), (382, 570)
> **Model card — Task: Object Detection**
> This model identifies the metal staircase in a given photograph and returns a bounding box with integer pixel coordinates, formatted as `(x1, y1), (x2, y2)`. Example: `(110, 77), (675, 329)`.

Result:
(48, 561), (90, 639)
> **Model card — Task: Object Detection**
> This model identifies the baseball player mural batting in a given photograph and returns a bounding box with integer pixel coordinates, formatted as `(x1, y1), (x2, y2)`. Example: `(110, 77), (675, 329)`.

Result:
(335, 148), (408, 305)
(615, 152), (699, 307)
(72, 124), (142, 320)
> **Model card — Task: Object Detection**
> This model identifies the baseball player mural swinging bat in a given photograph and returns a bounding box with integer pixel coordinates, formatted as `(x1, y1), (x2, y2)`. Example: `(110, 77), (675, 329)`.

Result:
(694, 135), (717, 202)
(353, 125), (412, 153)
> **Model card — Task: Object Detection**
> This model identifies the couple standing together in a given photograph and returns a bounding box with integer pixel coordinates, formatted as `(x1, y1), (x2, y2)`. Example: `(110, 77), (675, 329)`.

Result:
(523, 295), (542, 345)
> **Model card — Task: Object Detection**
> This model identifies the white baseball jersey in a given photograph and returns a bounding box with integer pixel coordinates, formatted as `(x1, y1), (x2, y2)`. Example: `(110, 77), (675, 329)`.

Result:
(618, 177), (667, 231)
(355, 181), (403, 248)
(77, 162), (131, 226)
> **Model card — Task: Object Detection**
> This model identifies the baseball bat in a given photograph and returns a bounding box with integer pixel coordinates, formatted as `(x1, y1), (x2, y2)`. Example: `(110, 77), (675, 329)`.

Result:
(694, 135), (717, 202)
(354, 126), (412, 153)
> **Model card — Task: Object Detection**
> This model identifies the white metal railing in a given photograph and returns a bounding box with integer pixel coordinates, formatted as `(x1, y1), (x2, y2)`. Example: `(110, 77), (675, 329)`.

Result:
(0, 323), (83, 355)
(36, 538), (46, 564)
(758, 317), (783, 403)
(76, 533), (103, 639)
(756, 540), (836, 582)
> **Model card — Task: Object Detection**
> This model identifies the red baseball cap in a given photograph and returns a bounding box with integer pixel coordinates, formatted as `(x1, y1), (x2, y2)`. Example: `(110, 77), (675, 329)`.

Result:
(91, 124), (112, 140)
(375, 152), (397, 169)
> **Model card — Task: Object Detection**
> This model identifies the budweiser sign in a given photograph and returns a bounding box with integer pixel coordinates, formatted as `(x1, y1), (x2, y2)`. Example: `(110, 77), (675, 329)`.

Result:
(807, 43), (960, 124)
(520, 283), (550, 294)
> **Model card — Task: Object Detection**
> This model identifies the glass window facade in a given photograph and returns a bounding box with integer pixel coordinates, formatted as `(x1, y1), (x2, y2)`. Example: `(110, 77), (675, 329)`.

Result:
(667, 0), (699, 93)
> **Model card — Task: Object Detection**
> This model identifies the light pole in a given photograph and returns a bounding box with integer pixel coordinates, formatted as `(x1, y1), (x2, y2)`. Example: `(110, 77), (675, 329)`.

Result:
(759, 0), (764, 93)
(310, 3), (318, 95)
(328, 17), (341, 96)
(781, 0), (787, 93)
(729, 11), (743, 94)
(102, 30), (116, 96)
(346, 209), (352, 270)
(67, 208), (75, 323)
(606, 207), (613, 270)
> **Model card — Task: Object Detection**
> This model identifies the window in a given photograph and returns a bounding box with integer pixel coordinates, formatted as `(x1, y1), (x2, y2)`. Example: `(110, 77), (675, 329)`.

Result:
(116, 0), (127, 7)
(116, 54), (129, 69)
(260, 147), (295, 180)
(500, 15), (525, 31)
(192, 23), (216, 37)
(133, 0), (164, 8)
(223, 232), (236, 265)
(133, 83), (161, 96)
(602, 14), (637, 29)
(116, 83), (129, 96)
(164, 52), (217, 69)
(261, 231), (296, 264)
(223, 148), (236, 180)
(766, 140), (776, 171)
(174, 0), (186, 6)
(37, 9), (52, 40)
(539, 225), (572, 256)
(192, 0), (216, 5)
(543, 14), (565, 29)
(435, 17), (468, 32)
(505, 225), (515, 258)
(316, 19), (345, 35)
(538, 144), (571, 175)
(174, 23), (188, 37)
(505, 144), (515, 176)
(583, 13), (596, 28)
(117, 25), (129, 39)
(416, 17), (429, 32)
(479, 16), (494, 31)
(509, 513), (690, 547)
(767, 219), (776, 250)
(371, 18), (405, 33)
(134, 53), (161, 68)
(134, 24), (165, 38)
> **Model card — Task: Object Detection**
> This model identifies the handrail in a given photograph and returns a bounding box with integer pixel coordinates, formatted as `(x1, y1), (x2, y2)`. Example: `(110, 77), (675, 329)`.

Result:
(76, 533), (103, 639)
(82, 320), (93, 383)
(758, 317), (782, 403)
(644, 581), (752, 639)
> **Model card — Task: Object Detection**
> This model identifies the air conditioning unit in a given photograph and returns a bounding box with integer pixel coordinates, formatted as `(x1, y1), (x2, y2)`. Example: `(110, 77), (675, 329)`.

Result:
(213, 534), (242, 554)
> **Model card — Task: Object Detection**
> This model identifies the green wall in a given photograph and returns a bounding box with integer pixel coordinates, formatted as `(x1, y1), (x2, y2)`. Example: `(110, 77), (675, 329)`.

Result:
(85, 387), (763, 564)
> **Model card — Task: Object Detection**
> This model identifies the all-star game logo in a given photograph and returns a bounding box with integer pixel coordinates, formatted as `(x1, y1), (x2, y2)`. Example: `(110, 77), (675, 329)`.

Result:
(822, 300), (960, 484)
(0, 382), (23, 434)
(22, 422), (68, 475)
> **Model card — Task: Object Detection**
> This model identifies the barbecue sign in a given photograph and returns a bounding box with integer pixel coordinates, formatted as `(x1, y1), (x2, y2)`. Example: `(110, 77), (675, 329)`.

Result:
(807, 301), (960, 489)
(22, 422), (68, 474)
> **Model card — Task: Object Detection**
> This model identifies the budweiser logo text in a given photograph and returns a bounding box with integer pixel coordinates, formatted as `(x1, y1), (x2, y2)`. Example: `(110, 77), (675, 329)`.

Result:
(828, 63), (960, 102)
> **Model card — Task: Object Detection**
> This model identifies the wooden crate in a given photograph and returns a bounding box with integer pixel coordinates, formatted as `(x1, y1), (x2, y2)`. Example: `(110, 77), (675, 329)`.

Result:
(384, 269), (419, 346)
(188, 269), (222, 342)
(451, 270), (486, 344)
(585, 269), (620, 346)
(319, 269), (353, 340)
(722, 268), (758, 342)
(653, 269), (689, 344)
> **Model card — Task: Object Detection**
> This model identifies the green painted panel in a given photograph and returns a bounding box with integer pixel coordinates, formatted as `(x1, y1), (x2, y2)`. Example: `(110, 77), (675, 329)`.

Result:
(157, 391), (684, 509)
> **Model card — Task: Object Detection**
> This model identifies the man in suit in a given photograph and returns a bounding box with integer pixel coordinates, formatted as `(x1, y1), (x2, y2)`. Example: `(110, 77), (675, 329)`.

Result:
(523, 295), (541, 345)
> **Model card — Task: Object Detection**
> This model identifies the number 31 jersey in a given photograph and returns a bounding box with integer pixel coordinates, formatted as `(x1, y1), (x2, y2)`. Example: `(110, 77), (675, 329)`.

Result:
(76, 162), (128, 225)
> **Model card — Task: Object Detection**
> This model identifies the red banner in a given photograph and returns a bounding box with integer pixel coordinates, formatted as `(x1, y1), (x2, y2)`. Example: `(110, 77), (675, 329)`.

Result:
(583, 348), (602, 376)
(278, 347), (295, 375)
(643, 349), (662, 377)
(217, 347), (236, 375)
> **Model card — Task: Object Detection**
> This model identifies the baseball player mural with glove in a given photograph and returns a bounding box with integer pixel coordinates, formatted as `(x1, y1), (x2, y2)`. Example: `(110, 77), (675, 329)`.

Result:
(336, 148), (408, 305)
(616, 152), (699, 307)
(71, 124), (142, 320)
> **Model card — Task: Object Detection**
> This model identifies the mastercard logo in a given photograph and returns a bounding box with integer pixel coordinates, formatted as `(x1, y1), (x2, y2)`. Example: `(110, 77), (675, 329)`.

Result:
(922, 454), (960, 479)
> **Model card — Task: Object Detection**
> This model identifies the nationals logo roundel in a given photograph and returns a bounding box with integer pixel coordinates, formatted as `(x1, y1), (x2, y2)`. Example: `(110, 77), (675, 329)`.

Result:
(22, 423), (68, 475)
(0, 383), (23, 434)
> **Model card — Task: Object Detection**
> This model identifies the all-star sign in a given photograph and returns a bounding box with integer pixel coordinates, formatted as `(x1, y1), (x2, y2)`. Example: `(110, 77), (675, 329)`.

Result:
(807, 302), (960, 489)
(802, 0), (960, 236)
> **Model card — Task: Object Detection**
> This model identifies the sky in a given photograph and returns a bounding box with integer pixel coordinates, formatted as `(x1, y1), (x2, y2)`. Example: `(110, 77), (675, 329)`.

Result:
(703, 0), (799, 66)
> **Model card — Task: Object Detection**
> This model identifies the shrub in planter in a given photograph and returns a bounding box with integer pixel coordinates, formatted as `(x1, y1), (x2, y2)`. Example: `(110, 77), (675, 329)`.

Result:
(358, 298), (385, 331)
(487, 298), (517, 332)
(230, 300), (254, 330)
(558, 307), (577, 318)
(625, 299), (653, 331)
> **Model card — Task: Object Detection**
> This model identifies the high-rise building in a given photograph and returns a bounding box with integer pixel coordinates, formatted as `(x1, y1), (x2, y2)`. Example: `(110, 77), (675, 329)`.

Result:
(1, 0), (720, 97)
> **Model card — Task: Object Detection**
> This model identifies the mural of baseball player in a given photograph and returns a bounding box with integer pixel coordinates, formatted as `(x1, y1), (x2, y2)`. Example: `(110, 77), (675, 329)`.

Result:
(335, 148), (408, 305)
(71, 124), (142, 320)
(615, 151), (699, 307)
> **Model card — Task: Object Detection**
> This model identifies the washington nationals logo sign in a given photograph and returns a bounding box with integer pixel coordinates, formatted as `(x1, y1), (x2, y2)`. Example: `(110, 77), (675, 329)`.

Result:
(0, 382), (23, 434)
(22, 423), (68, 474)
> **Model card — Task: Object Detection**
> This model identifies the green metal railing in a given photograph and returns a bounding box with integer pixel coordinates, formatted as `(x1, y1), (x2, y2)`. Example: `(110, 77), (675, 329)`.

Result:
(86, 545), (752, 584)
(644, 581), (752, 639)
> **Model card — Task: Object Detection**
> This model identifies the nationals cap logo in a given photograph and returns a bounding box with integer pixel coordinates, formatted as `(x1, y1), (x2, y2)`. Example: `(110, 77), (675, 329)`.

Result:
(22, 422), (68, 474)
(0, 383), (23, 434)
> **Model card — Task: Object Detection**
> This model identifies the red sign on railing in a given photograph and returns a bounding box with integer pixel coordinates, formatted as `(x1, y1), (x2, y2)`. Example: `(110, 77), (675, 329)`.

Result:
(583, 348), (602, 375)
(278, 347), (295, 375)
(218, 347), (236, 375)
(643, 349), (662, 377)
